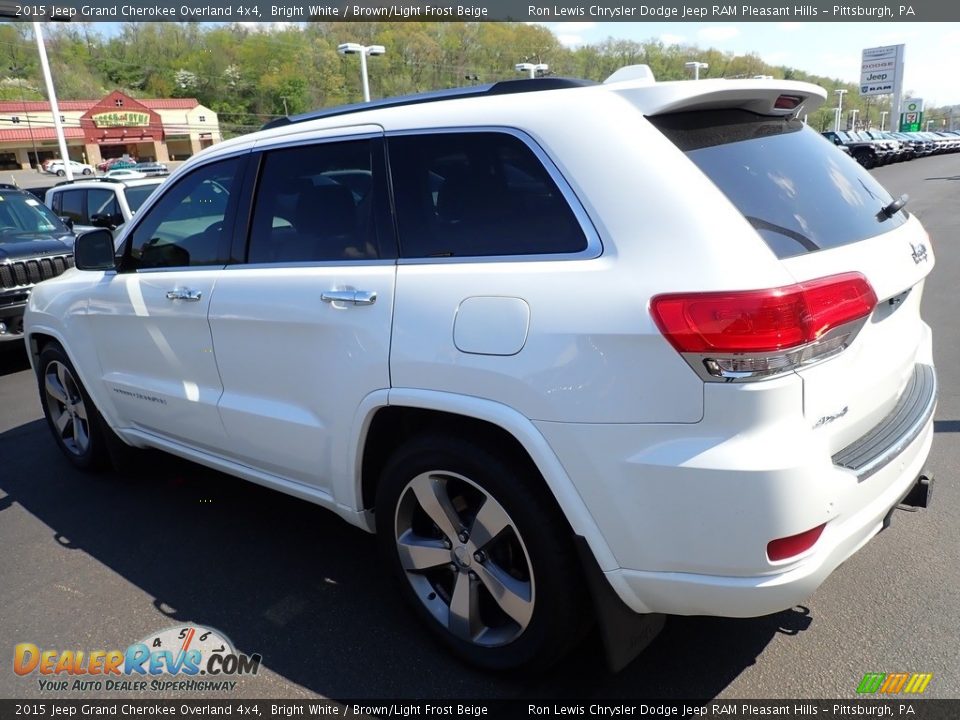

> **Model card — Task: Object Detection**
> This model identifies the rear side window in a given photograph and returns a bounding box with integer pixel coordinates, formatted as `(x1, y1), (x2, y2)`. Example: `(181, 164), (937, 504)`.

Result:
(651, 110), (907, 258)
(388, 132), (587, 258)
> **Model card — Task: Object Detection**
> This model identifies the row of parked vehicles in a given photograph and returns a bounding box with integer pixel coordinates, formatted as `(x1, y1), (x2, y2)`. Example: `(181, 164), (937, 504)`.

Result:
(822, 128), (960, 169)
(41, 156), (170, 178)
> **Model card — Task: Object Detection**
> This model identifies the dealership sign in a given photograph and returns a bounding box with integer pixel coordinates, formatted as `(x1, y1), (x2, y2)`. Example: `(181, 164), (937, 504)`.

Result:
(92, 111), (150, 128)
(860, 45), (904, 96)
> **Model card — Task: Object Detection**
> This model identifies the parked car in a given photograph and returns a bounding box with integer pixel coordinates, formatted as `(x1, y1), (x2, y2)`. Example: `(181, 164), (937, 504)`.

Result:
(25, 71), (936, 672)
(821, 130), (887, 168)
(0, 185), (75, 342)
(45, 177), (165, 233)
(97, 157), (137, 173)
(134, 162), (170, 177)
(46, 159), (95, 177)
(104, 168), (147, 180)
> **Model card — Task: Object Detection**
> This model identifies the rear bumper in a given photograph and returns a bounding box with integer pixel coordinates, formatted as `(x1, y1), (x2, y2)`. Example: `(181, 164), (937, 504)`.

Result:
(603, 417), (933, 617)
(536, 361), (936, 618)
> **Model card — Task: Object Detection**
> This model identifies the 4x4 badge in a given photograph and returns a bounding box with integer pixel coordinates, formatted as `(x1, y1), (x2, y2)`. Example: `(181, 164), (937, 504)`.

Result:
(910, 242), (928, 264)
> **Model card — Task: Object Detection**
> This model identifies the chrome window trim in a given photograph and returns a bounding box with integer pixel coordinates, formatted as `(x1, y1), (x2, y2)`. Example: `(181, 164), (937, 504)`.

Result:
(385, 126), (603, 265)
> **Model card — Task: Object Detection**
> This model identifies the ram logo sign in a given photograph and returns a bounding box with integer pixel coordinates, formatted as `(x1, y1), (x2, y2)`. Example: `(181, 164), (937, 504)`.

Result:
(857, 672), (933, 694)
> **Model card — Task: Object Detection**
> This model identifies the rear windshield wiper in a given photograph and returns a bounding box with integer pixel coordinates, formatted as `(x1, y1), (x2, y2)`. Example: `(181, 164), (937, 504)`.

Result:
(879, 194), (909, 221)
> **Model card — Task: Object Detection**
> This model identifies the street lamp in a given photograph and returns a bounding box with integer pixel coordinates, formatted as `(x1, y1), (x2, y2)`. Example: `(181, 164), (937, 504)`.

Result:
(338, 43), (385, 103)
(925, 119), (933, 131)
(850, 108), (859, 130)
(834, 89), (847, 132)
(515, 63), (548, 79)
(880, 110), (889, 131)
(684, 61), (709, 80)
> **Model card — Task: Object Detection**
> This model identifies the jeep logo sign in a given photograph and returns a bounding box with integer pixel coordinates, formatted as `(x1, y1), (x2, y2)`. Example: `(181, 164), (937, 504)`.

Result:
(866, 72), (888, 82)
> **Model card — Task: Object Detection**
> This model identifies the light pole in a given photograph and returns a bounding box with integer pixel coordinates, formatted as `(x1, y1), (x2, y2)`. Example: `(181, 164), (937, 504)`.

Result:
(10, 65), (40, 171)
(515, 62), (548, 79)
(34, 22), (72, 180)
(880, 110), (889, 131)
(834, 89), (847, 132)
(850, 108), (859, 130)
(338, 43), (385, 103)
(925, 119), (933, 131)
(684, 61), (709, 80)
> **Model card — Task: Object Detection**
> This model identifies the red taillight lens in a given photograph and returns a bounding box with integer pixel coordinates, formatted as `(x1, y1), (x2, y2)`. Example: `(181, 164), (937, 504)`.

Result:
(650, 273), (877, 354)
(767, 523), (826, 562)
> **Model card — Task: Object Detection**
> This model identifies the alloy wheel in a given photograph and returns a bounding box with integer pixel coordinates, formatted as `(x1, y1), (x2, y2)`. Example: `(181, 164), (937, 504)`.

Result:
(394, 470), (535, 647)
(43, 361), (91, 456)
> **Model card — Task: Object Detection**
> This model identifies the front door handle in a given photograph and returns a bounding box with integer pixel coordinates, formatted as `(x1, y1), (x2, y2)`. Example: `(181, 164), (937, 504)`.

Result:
(321, 290), (377, 306)
(165, 288), (202, 302)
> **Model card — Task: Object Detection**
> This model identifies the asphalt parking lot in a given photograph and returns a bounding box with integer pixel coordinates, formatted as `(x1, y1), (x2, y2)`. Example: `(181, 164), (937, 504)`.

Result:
(1, 154), (958, 701)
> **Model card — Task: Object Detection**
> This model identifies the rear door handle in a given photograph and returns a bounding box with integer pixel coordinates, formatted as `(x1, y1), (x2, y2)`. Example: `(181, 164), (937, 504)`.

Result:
(321, 290), (377, 306)
(165, 288), (202, 302)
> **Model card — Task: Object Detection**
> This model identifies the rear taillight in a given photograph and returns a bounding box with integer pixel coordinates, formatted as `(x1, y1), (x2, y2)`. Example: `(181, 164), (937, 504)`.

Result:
(767, 523), (826, 562)
(651, 273), (877, 381)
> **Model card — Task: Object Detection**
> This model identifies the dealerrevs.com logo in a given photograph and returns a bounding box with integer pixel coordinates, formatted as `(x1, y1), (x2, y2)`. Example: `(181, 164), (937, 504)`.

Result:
(14, 625), (261, 692)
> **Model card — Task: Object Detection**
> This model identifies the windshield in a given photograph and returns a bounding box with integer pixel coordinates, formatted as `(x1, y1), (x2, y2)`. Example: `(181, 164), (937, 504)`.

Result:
(650, 109), (907, 259)
(0, 192), (69, 240)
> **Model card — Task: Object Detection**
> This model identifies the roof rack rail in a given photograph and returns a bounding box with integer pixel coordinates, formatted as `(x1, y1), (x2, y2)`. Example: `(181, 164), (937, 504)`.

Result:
(261, 77), (597, 131)
(53, 177), (123, 187)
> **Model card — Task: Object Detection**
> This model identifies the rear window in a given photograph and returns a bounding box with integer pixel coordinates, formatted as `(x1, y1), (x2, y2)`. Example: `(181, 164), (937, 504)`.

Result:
(125, 184), (160, 213)
(651, 110), (907, 259)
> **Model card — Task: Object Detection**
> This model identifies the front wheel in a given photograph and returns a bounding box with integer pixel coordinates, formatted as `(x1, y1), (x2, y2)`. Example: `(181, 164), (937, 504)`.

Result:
(376, 435), (588, 671)
(56, 169), (65, 177)
(37, 342), (110, 471)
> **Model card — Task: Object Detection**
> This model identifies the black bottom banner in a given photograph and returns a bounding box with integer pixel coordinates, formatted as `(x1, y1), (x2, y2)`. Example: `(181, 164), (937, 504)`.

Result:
(2, 700), (960, 720)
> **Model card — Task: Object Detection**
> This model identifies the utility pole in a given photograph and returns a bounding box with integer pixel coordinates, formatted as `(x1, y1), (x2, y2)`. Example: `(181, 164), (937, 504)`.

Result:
(880, 110), (889, 131)
(10, 65), (40, 170)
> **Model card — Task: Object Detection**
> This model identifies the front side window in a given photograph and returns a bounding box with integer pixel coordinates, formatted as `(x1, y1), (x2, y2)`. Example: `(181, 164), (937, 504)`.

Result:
(87, 188), (121, 227)
(246, 139), (385, 264)
(388, 132), (588, 259)
(126, 156), (242, 270)
(58, 190), (86, 224)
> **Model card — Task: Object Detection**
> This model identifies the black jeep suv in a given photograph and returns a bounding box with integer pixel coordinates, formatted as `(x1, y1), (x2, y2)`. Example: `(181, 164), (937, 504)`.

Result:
(0, 185), (76, 342)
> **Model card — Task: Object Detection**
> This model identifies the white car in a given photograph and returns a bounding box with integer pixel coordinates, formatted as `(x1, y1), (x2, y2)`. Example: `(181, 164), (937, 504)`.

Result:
(24, 69), (936, 672)
(104, 168), (147, 180)
(46, 159), (95, 177)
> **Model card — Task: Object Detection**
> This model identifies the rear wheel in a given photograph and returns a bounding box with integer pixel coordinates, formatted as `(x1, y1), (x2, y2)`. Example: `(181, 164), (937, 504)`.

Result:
(376, 434), (588, 671)
(56, 169), (65, 177)
(37, 342), (110, 471)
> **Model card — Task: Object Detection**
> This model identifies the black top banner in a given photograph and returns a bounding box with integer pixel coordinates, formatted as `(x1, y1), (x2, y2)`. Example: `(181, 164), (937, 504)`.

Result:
(0, 0), (957, 22)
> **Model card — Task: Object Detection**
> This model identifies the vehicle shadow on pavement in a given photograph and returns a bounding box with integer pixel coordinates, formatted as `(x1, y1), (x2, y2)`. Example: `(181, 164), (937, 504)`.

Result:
(0, 345), (31, 376)
(0, 418), (810, 700)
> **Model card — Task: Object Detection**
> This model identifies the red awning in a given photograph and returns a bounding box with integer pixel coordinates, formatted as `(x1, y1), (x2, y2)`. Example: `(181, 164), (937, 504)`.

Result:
(0, 127), (85, 142)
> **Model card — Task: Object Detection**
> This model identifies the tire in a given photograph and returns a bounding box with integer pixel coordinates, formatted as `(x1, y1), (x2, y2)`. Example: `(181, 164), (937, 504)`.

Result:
(855, 152), (874, 169)
(56, 169), (65, 177)
(82, 168), (92, 175)
(375, 434), (588, 671)
(36, 341), (111, 471)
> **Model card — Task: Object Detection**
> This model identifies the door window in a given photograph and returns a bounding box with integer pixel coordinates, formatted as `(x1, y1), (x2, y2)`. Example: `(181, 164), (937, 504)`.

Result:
(126, 157), (243, 269)
(246, 139), (387, 264)
(58, 190), (85, 225)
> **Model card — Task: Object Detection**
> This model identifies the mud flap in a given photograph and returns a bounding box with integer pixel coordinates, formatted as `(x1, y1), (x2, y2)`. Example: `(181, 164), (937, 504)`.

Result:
(574, 535), (665, 673)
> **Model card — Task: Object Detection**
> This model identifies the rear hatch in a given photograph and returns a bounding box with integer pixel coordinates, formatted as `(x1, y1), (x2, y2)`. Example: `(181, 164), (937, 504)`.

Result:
(649, 107), (934, 458)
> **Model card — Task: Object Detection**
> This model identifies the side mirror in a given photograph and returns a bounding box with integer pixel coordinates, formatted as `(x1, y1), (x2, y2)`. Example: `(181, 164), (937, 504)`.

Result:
(59, 216), (74, 230)
(74, 229), (116, 271)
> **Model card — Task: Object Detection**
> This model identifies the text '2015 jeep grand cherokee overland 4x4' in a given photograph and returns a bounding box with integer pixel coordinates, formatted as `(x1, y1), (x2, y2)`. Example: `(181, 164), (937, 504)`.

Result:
(24, 68), (936, 672)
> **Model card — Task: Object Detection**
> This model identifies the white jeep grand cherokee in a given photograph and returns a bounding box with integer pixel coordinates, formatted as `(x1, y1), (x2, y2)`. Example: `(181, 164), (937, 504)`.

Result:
(24, 69), (936, 672)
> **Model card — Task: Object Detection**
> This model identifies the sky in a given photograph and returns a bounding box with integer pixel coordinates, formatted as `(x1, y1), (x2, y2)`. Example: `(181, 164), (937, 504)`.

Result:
(534, 22), (960, 107)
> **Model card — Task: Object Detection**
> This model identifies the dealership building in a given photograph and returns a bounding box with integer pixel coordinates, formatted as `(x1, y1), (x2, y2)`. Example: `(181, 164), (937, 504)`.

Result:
(0, 90), (221, 170)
